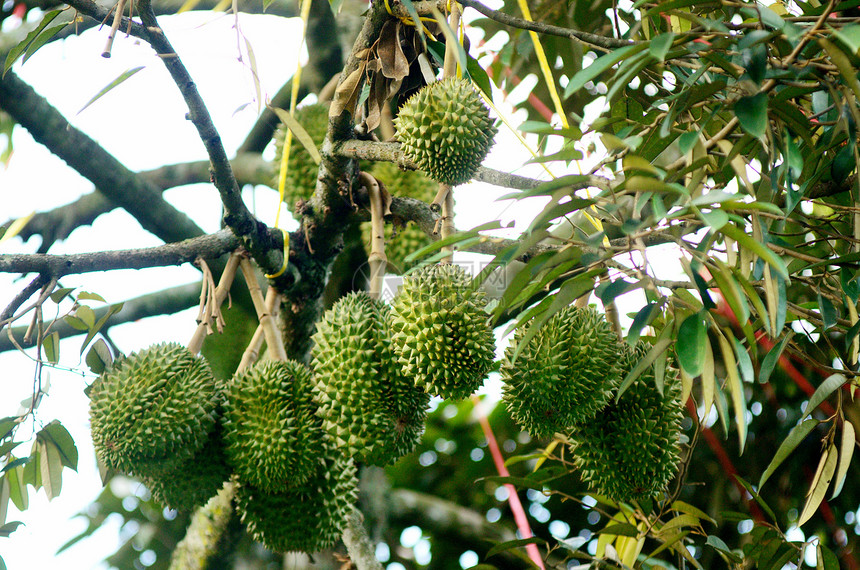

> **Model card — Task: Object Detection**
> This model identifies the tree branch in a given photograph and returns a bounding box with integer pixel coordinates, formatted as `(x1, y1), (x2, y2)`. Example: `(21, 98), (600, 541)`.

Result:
(457, 0), (637, 50)
(0, 282), (202, 353)
(0, 71), (205, 244)
(0, 229), (272, 277)
(336, 139), (545, 190)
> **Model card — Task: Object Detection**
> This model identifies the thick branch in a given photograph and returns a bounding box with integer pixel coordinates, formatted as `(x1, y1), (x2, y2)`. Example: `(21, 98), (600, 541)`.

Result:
(133, 0), (282, 274)
(0, 282), (201, 353)
(336, 140), (544, 190)
(0, 71), (205, 244)
(0, 229), (269, 277)
(168, 483), (240, 570)
(1, 153), (272, 254)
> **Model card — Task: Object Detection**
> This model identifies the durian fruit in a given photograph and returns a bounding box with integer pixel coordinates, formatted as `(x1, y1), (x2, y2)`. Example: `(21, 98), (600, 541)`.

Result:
(89, 342), (220, 478)
(571, 342), (684, 503)
(143, 427), (231, 512)
(501, 306), (621, 438)
(394, 77), (498, 186)
(272, 103), (328, 209)
(235, 452), (358, 553)
(312, 291), (429, 465)
(361, 162), (437, 273)
(391, 264), (496, 399)
(223, 359), (326, 491)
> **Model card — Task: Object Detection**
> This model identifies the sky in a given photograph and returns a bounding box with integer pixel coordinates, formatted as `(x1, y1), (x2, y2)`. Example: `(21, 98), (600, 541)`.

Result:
(0, 6), (558, 569)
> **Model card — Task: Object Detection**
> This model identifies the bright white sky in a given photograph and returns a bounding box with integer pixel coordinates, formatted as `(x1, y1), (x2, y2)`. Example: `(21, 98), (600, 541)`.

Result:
(0, 8), (557, 568)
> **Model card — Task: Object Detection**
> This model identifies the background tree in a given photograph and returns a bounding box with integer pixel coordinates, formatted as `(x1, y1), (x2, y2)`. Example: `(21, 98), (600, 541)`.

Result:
(2, 0), (860, 568)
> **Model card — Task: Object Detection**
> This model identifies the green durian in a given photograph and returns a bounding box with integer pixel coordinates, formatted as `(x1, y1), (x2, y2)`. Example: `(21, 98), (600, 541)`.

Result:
(144, 426), (231, 512)
(312, 291), (429, 465)
(501, 306), (621, 438)
(272, 103), (328, 209)
(223, 359), (326, 491)
(88, 342), (220, 478)
(571, 342), (684, 503)
(394, 77), (497, 186)
(391, 264), (496, 399)
(236, 452), (358, 553)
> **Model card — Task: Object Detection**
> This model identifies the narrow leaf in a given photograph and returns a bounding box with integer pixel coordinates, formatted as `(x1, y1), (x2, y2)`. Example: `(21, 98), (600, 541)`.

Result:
(718, 331), (747, 453)
(831, 419), (855, 499)
(803, 374), (847, 421)
(616, 338), (672, 400)
(0, 212), (34, 244)
(797, 443), (838, 527)
(734, 92), (768, 139)
(759, 418), (818, 489)
(759, 331), (793, 384)
(485, 537), (547, 559)
(720, 223), (788, 279)
(39, 440), (63, 500)
(676, 313), (707, 377)
(43, 332), (60, 365)
(3, 10), (62, 77)
(77, 67), (145, 115)
(270, 107), (323, 165)
(38, 421), (77, 471)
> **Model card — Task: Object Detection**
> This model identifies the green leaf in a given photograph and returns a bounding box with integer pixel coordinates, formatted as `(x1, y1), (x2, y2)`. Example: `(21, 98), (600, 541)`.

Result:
(0, 521), (23, 538)
(698, 209), (729, 231)
(676, 313), (707, 377)
(831, 419), (855, 499)
(759, 331), (793, 384)
(798, 442), (838, 527)
(77, 66), (145, 115)
(834, 24), (860, 56)
(759, 418), (818, 489)
(49, 287), (75, 304)
(564, 44), (648, 98)
(718, 331), (747, 453)
(466, 53), (493, 102)
(85, 338), (113, 375)
(39, 440), (63, 500)
(720, 222), (788, 279)
(673, 500), (716, 525)
(817, 292), (838, 331)
(43, 331), (60, 365)
(649, 32), (675, 62)
(3, 10), (63, 77)
(734, 93), (768, 139)
(734, 337), (754, 383)
(270, 107), (323, 166)
(80, 302), (123, 355)
(660, 513), (702, 532)
(599, 522), (640, 537)
(707, 535), (741, 563)
(803, 374), (847, 421)
(37, 421), (77, 471)
(627, 301), (662, 346)
(0, 475), (7, 525)
(485, 537), (547, 559)
(76, 291), (105, 303)
(734, 476), (777, 523)
(5, 466), (27, 512)
(617, 337), (672, 400)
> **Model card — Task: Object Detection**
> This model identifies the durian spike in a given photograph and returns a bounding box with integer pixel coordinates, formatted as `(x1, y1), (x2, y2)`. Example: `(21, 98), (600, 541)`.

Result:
(187, 251), (242, 355)
(361, 171), (388, 300)
(237, 287), (281, 371)
(239, 257), (289, 362)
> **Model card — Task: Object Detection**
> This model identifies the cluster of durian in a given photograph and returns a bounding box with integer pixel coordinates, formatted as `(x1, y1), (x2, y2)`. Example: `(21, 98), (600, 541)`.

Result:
(88, 344), (357, 554)
(271, 103), (329, 210)
(501, 306), (684, 503)
(395, 77), (498, 186)
(360, 161), (437, 273)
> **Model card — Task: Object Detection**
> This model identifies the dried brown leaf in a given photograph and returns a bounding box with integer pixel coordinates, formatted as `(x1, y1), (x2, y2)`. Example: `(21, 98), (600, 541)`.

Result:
(331, 62), (366, 118)
(378, 19), (410, 81)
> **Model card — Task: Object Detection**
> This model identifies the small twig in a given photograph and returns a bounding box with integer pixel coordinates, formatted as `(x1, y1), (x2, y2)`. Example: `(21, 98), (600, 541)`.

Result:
(101, 0), (128, 58)
(239, 257), (288, 362)
(0, 275), (50, 334)
(187, 252), (242, 355)
(237, 286), (280, 370)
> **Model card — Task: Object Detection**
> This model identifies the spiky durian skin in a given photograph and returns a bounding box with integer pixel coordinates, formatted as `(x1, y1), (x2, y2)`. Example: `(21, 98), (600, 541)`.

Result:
(501, 306), (621, 438)
(394, 77), (497, 186)
(144, 427), (231, 512)
(312, 291), (429, 465)
(272, 103), (328, 208)
(89, 342), (219, 478)
(391, 264), (496, 400)
(223, 359), (325, 491)
(571, 343), (684, 503)
(236, 453), (358, 553)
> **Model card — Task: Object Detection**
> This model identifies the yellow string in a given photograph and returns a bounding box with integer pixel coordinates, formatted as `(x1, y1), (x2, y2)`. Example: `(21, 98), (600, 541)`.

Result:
(383, 0), (436, 36)
(516, 0), (568, 130)
(265, 0), (312, 279)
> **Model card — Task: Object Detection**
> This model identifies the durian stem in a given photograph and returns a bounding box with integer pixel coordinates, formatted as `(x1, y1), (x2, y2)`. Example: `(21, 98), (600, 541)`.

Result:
(187, 251), (242, 355)
(342, 508), (384, 570)
(237, 287), (281, 370)
(442, 2), (462, 79)
(441, 184), (455, 263)
(167, 482), (238, 570)
(361, 171), (388, 300)
(239, 258), (289, 362)
(599, 272), (623, 341)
